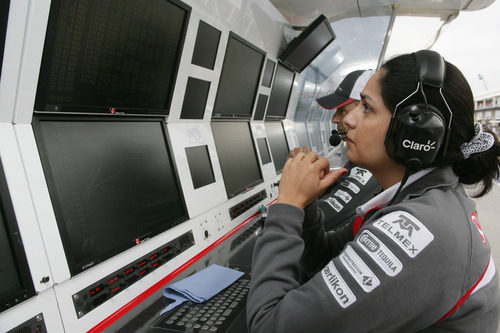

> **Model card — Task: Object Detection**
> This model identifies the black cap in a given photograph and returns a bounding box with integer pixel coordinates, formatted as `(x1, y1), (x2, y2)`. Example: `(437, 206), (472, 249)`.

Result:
(317, 70), (374, 109)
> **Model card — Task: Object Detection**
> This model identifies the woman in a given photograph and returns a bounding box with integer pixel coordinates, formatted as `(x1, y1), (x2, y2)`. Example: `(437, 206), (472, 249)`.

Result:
(247, 51), (500, 332)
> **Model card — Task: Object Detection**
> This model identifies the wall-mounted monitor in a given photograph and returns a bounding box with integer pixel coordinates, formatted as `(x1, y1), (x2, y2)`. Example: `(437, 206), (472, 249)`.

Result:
(185, 145), (216, 189)
(266, 63), (295, 120)
(261, 59), (276, 88)
(32, 114), (188, 276)
(211, 121), (263, 198)
(0, 158), (36, 313)
(34, 0), (191, 115)
(212, 32), (265, 119)
(0, 0), (9, 80)
(278, 14), (335, 73)
(265, 121), (290, 173)
(191, 20), (221, 70)
(256, 137), (272, 165)
(180, 77), (211, 119)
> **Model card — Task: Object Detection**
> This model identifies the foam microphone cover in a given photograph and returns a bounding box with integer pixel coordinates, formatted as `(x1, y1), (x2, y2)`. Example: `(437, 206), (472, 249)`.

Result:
(329, 130), (342, 146)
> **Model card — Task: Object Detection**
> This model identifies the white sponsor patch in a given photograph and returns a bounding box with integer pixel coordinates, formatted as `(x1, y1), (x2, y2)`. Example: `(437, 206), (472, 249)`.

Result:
(341, 180), (360, 194)
(357, 230), (402, 277)
(349, 167), (372, 186)
(335, 189), (352, 204)
(322, 261), (356, 308)
(373, 211), (434, 258)
(340, 245), (380, 292)
(325, 197), (343, 212)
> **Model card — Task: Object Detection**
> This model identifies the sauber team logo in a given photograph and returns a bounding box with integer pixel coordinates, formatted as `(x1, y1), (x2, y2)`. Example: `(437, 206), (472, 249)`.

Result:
(470, 211), (487, 245)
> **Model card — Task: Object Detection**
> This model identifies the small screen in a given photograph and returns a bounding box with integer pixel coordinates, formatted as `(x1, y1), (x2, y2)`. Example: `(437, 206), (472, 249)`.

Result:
(266, 63), (295, 119)
(256, 138), (272, 165)
(185, 145), (216, 189)
(211, 121), (263, 198)
(212, 33), (265, 118)
(180, 77), (211, 119)
(253, 94), (268, 121)
(278, 15), (335, 73)
(34, 0), (190, 114)
(261, 59), (276, 88)
(33, 115), (188, 275)
(191, 20), (221, 70)
(0, 159), (35, 313)
(265, 121), (290, 173)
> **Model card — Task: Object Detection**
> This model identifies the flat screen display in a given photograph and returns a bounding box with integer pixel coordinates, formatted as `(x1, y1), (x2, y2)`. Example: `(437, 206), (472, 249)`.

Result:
(211, 121), (263, 198)
(32, 114), (188, 275)
(278, 14), (335, 73)
(0, 159), (35, 313)
(212, 33), (265, 119)
(266, 63), (295, 119)
(256, 137), (272, 165)
(265, 121), (290, 173)
(34, 0), (190, 115)
(185, 145), (215, 189)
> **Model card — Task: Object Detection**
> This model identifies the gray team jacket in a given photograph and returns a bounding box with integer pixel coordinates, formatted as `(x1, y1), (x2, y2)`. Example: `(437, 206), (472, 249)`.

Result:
(247, 167), (499, 332)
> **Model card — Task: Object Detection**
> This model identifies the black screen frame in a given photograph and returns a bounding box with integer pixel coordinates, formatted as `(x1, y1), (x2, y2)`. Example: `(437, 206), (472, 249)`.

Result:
(32, 113), (189, 276)
(211, 32), (266, 119)
(34, 0), (191, 115)
(0, 158), (36, 313)
(278, 14), (335, 73)
(265, 63), (295, 120)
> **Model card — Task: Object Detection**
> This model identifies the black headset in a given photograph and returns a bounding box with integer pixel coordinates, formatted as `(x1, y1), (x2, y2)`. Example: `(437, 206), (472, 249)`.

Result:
(384, 50), (453, 170)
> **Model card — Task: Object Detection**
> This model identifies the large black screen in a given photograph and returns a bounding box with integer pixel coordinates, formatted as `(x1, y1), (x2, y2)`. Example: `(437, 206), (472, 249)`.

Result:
(212, 33), (265, 118)
(0, 159), (35, 313)
(266, 63), (295, 119)
(34, 0), (190, 115)
(278, 14), (335, 73)
(33, 115), (188, 275)
(265, 121), (290, 173)
(211, 121), (263, 198)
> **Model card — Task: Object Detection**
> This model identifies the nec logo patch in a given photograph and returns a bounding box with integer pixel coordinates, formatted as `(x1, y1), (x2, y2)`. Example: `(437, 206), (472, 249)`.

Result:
(325, 197), (343, 212)
(373, 211), (434, 258)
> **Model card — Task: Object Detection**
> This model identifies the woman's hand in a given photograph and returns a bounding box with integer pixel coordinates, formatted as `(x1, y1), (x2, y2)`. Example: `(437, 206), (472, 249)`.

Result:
(277, 152), (347, 209)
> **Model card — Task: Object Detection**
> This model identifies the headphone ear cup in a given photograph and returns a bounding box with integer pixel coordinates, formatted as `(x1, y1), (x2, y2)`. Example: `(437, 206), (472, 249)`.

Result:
(385, 104), (446, 169)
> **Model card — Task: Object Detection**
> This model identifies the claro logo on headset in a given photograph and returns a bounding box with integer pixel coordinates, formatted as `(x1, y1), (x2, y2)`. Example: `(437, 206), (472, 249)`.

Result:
(402, 139), (436, 152)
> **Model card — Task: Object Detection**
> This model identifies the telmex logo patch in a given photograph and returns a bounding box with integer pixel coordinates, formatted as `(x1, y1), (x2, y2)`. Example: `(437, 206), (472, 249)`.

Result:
(357, 230), (402, 277)
(340, 245), (380, 292)
(349, 167), (372, 185)
(322, 261), (356, 308)
(373, 211), (434, 258)
(325, 197), (343, 212)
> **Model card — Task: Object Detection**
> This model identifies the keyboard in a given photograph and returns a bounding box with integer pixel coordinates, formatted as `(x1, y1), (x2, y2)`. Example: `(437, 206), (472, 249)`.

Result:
(152, 277), (250, 332)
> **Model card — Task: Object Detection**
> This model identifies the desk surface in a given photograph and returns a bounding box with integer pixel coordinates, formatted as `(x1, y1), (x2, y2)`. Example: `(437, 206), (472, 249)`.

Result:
(104, 219), (262, 333)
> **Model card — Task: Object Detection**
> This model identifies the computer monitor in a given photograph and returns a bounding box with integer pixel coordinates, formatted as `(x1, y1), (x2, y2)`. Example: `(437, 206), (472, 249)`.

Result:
(278, 14), (335, 73)
(265, 121), (290, 173)
(256, 137), (272, 165)
(0, 158), (36, 313)
(212, 32), (265, 119)
(185, 145), (216, 189)
(265, 63), (295, 120)
(211, 121), (263, 198)
(191, 20), (221, 70)
(32, 114), (188, 276)
(0, 0), (9, 80)
(261, 59), (276, 88)
(34, 0), (190, 115)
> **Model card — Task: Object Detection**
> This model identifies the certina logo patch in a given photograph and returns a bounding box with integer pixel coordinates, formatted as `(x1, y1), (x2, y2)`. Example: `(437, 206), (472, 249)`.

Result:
(470, 211), (487, 245)
(334, 189), (352, 204)
(402, 139), (436, 152)
(357, 230), (402, 276)
(340, 245), (380, 292)
(325, 197), (343, 212)
(322, 262), (356, 308)
(349, 167), (372, 185)
(341, 180), (360, 194)
(373, 211), (434, 258)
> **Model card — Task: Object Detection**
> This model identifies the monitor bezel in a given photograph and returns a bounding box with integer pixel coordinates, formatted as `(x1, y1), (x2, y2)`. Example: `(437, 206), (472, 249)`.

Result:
(278, 14), (335, 73)
(32, 113), (189, 275)
(0, 157), (36, 313)
(34, 0), (191, 116)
